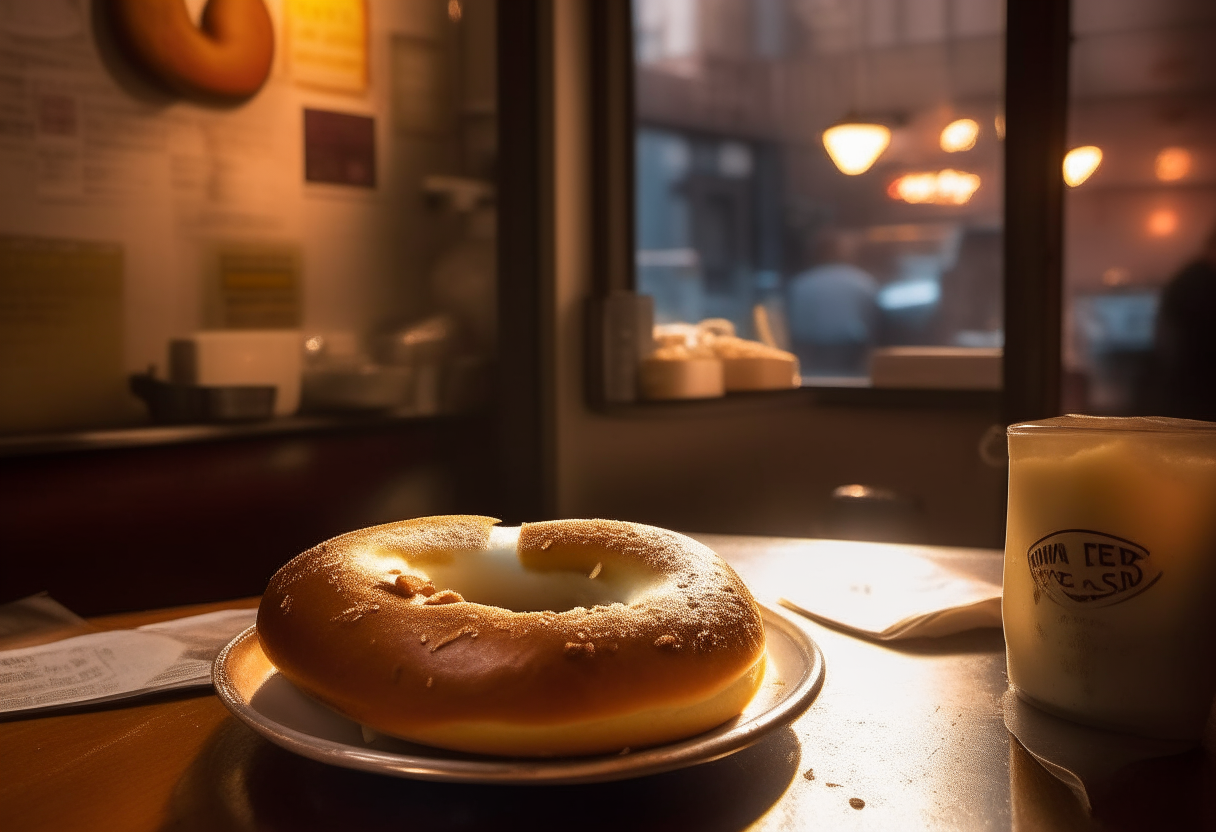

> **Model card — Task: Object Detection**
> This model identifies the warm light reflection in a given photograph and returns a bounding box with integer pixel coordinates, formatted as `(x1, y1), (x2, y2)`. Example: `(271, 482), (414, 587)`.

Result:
(1063, 146), (1102, 187)
(1147, 209), (1178, 237)
(1155, 147), (1192, 182)
(890, 173), (936, 203)
(823, 122), (891, 175)
(994, 113), (1006, 140)
(940, 118), (979, 153)
(888, 169), (981, 205)
(447, 0), (462, 22)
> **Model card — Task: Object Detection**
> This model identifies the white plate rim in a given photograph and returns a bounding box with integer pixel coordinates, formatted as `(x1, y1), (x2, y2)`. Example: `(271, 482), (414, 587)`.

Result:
(212, 604), (825, 785)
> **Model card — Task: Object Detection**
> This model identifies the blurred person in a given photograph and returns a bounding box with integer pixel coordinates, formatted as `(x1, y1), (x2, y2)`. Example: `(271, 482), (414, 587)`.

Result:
(786, 235), (879, 376)
(933, 228), (1003, 346)
(1145, 225), (1216, 421)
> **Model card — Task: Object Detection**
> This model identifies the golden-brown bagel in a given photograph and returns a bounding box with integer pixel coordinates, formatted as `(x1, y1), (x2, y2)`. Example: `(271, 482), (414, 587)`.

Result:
(104, 0), (275, 100)
(257, 516), (767, 757)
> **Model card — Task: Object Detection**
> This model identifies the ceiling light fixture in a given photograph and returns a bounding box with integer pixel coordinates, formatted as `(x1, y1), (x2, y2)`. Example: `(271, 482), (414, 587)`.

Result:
(887, 169), (981, 205)
(823, 121), (891, 175)
(940, 118), (979, 153)
(1063, 146), (1102, 187)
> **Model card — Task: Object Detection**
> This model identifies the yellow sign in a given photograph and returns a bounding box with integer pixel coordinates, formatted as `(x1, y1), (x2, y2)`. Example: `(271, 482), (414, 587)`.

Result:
(286, 0), (369, 94)
(209, 245), (302, 329)
(0, 236), (126, 435)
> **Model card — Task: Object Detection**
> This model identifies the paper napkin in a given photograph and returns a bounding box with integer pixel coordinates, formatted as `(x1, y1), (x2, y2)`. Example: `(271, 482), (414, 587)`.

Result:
(777, 541), (1003, 640)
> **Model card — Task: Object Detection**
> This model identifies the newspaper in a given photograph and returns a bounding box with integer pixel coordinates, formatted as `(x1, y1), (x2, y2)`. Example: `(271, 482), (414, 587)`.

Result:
(0, 607), (257, 716)
(0, 593), (90, 645)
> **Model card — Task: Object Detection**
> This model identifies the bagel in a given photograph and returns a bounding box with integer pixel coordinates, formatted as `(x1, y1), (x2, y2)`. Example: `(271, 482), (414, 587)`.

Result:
(256, 516), (767, 757)
(707, 336), (801, 391)
(104, 0), (275, 100)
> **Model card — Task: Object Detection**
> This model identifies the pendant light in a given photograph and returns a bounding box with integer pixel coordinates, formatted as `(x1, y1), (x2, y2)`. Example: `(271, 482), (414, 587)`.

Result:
(823, 8), (889, 177)
(1063, 146), (1102, 187)
(940, 118), (979, 153)
(823, 120), (891, 175)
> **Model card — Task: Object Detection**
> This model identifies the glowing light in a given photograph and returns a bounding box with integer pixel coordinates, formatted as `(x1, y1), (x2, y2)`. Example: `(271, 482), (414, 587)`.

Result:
(823, 122), (891, 175)
(1147, 209), (1178, 237)
(936, 169), (981, 203)
(1155, 147), (1192, 182)
(1063, 146), (1102, 187)
(940, 118), (979, 153)
(878, 278), (941, 310)
(448, 0), (462, 22)
(887, 169), (981, 205)
(994, 114), (1006, 140)
(890, 172), (937, 203)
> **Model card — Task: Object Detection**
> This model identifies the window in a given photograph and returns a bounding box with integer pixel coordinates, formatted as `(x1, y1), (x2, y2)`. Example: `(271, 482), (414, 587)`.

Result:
(1062, 0), (1216, 419)
(634, 0), (1005, 386)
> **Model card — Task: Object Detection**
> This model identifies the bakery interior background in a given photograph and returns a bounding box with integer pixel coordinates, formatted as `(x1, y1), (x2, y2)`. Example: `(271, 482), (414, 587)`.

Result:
(2, 0), (1215, 614)
(0, 0), (494, 433)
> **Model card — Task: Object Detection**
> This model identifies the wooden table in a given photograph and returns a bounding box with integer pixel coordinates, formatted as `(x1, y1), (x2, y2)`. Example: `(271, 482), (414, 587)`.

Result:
(3, 534), (1214, 831)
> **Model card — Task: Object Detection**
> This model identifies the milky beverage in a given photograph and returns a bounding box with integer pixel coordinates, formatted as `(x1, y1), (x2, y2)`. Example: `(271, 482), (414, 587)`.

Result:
(1004, 416), (1216, 742)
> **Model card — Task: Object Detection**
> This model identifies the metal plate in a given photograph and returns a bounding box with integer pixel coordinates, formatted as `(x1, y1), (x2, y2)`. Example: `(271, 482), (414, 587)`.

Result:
(212, 605), (824, 785)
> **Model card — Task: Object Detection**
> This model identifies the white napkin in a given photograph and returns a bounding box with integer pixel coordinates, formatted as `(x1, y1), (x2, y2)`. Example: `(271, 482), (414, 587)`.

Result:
(778, 541), (1003, 640)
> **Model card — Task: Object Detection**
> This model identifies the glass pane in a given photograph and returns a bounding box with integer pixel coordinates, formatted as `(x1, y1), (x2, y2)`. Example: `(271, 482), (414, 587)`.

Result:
(0, 0), (495, 435)
(634, 0), (1005, 387)
(1063, 0), (1216, 419)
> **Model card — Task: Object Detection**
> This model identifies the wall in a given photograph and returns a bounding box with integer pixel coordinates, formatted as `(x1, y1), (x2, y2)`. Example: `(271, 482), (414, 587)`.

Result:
(0, 0), (473, 433)
(0, 0), (501, 614)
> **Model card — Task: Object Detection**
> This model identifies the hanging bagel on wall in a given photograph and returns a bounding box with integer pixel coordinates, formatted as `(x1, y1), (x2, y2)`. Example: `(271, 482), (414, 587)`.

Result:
(101, 0), (275, 101)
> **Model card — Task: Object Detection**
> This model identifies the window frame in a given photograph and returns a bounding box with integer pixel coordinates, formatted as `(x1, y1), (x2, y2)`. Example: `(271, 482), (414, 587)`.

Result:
(585, 0), (1070, 419)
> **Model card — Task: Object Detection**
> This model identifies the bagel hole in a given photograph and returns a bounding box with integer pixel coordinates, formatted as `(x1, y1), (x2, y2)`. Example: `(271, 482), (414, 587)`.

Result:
(404, 527), (655, 613)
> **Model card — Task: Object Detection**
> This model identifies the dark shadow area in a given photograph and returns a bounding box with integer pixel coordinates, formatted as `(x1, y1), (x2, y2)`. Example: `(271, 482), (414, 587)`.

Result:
(0, 415), (498, 615)
(89, 2), (178, 107)
(1008, 707), (1216, 832)
(1007, 735), (1093, 831)
(1089, 745), (1216, 830)
(1139, 229), (1216, 422)
(0, 686), (214, 725)
(162, 718), (801, 832)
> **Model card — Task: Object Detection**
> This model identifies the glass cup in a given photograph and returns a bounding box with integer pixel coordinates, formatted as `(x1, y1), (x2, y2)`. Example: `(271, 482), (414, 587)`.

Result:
(1004, 415), (1216, 743)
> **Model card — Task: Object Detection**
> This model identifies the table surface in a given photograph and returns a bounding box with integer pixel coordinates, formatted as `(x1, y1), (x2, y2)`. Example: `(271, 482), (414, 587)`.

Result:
(3, 533), (1214, 832)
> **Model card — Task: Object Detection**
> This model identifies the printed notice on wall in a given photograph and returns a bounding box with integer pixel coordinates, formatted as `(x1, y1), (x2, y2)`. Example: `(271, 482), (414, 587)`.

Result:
(0, 236), (127, 434)
(303, 108), (375, 187)
(391, 35), (453, 136)
(206, 243), (303, 329)
(286, 0), (369, 94)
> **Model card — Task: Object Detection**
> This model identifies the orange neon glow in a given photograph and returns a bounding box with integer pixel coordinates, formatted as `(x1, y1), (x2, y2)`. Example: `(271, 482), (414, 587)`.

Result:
(940, 119), (979, 153)
(887, 169), (981, 205)
(1064, 146), (1102, 187)
(1147, 209), (1178, 237)
(1155, 148), (1192, 182)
